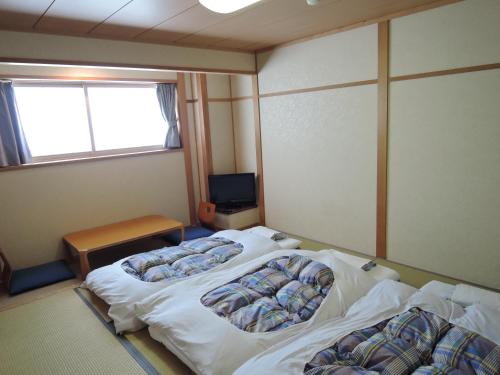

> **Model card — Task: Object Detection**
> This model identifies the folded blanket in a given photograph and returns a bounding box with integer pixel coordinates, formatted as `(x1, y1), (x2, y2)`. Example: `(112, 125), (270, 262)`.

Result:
(201, 254), (334, 333)
(121, 237), (243, 283)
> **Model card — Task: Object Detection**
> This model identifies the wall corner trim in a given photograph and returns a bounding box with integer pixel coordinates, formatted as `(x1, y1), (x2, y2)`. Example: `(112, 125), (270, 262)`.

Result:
(376, 21), (389, 259)
(195, 74), (213, 202)
(177, 73), (197, 225)
(252, 72), (266, 225)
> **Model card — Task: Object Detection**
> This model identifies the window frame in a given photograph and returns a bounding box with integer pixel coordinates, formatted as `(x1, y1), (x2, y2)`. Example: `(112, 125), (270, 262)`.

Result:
(13, 80), (175, 163)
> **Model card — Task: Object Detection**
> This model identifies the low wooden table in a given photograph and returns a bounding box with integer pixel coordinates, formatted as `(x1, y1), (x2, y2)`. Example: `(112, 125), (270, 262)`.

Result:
(63, 215), (184, 279)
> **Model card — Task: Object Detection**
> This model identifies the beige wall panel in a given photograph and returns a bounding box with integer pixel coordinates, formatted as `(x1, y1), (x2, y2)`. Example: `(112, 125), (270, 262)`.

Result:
(0, 152), (190, 268)
(391, 0), (500, 76)
(230, 74), (253, 97)
(232, 99), (257, 173)
(387, 70), (500, 289)
(256, 25), (377, 95)
(0, 63), (177, 81)
(208, 102), (236, 174)
(0, 30), (255, 73)
(206, 74), (231, 98)
(260, 85), (377, 255)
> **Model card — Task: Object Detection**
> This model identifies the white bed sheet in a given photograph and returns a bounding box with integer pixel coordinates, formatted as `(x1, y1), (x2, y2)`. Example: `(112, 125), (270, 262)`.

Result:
(135, 249), (378, 375)
(83, 230), (280, 333)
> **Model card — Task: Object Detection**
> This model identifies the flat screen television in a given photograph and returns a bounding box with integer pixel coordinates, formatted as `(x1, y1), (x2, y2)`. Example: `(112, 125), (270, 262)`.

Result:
(208, 173), (256, 210)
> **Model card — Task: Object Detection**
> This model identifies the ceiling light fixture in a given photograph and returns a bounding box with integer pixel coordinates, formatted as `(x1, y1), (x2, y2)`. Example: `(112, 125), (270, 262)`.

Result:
(199, 0), (263, 14)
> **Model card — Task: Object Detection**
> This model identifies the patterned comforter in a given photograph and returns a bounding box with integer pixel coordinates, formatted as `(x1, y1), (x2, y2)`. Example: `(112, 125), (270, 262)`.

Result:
(201, 254), (334, 333)
(121, 237), (243, 282)
(305, 307), (500, 375)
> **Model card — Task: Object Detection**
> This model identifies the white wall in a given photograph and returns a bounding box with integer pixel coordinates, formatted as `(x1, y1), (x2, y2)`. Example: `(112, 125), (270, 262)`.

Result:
(206, 74), (231, 98)
(206, 74), (236, 174)
(256, 0), (500, 289)
(257, 24), (378, 256)
(388, 71), (500, 289)
(0, 62), (178, 81)
(387, 0), (500, 289)
(230, 74), (253, 98)
(0, 152), (190, 269)
(260, 86), (377, 254)
(257, 25), (377, 94)
(230, 75), (256, 173)
(208, 102), (236, 174)
(0, 30), (255, 73)
(0, 30), (256, 270)
(391, 0), (500, 76)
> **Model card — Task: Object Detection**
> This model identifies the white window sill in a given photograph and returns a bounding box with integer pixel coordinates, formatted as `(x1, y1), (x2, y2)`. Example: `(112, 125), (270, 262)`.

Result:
(0, 148), (182, 173)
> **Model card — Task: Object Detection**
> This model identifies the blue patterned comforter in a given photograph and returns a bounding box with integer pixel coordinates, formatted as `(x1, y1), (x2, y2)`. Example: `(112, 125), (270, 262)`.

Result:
(121, 237), (243, 282)
(304, 307), (500, 374)
(201, 254), (335, 333)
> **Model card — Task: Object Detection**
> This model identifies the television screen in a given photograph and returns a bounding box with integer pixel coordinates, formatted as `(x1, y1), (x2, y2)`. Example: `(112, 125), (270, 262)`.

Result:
(208, 173), (256, 208)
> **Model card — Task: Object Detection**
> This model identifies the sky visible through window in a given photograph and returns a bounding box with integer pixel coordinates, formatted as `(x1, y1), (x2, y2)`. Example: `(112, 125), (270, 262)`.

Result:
(15, 86), (92, 156)
(15, 84), (168, 158)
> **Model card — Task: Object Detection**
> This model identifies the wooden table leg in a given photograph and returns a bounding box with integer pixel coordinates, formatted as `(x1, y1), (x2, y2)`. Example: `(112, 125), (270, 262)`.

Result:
(79, 251), (90, 280)
(63, 240), (76, 264)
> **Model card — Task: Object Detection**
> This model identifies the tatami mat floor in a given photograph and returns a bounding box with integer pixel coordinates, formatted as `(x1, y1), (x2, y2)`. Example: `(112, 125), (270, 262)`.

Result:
(76, 287), (193, 375)
(0, 288), (147, 375)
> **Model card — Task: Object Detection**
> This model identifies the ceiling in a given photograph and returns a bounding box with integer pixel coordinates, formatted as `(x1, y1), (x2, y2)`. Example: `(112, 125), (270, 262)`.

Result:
(0, 0), (451, 52)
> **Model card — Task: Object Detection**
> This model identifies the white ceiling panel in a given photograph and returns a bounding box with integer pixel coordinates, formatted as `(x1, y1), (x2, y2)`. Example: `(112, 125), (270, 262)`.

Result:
(35, 0), (132, 33)
(91, 0), (197, 38)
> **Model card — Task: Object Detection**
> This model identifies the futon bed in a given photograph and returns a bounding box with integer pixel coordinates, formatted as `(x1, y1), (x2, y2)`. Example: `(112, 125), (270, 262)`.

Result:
(134, 249), (380, 375)
(83, 229), (281, 333)
(235, 280), (500, 375)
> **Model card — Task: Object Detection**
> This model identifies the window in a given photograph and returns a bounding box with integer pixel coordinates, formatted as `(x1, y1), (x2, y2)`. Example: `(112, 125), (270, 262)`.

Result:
(14, 82), (171, 162)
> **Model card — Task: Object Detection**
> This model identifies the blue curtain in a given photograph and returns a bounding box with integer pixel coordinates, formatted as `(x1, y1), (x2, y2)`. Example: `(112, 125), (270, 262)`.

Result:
(0, 81), (31, 167)
(156, 83), (181, 149)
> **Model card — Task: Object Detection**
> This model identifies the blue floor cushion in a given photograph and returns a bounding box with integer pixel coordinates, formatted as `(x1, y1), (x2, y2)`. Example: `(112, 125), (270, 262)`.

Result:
(9, 260), (76, 295)
(164, 226), (216, 245)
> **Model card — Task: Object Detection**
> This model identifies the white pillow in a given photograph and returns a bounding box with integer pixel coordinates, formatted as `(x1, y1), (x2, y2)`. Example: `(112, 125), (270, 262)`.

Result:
(452, 304), (500, 345)
(244, 226), (302, 249)
(274, 237), (302, 249)
(451, 284), (500, 310)
(245, 225), (285, 239)
(420, 280), (456, 300)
